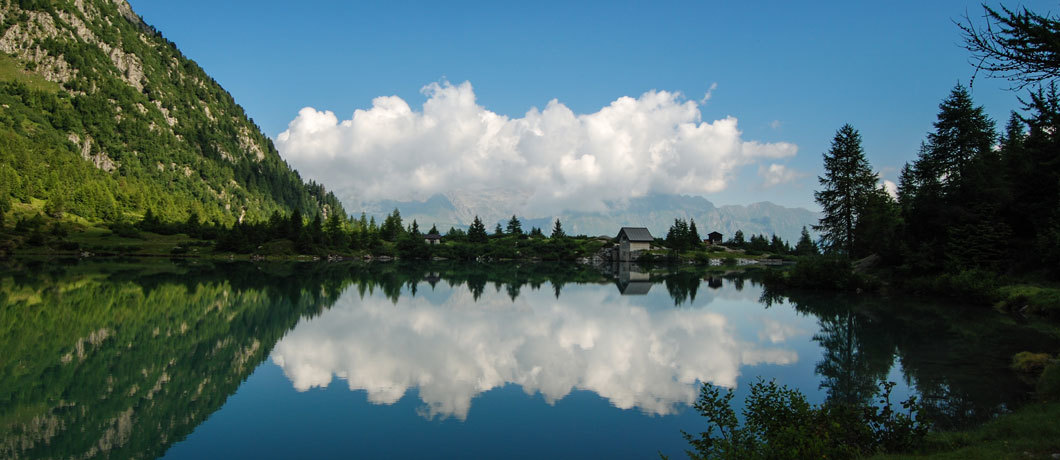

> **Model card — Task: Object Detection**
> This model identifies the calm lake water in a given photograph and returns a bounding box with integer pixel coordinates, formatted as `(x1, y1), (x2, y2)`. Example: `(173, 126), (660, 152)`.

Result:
(1, 259), (1054, 459)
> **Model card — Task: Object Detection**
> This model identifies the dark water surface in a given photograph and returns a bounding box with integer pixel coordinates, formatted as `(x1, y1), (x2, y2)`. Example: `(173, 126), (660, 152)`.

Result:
(0, 259), (1053, 459)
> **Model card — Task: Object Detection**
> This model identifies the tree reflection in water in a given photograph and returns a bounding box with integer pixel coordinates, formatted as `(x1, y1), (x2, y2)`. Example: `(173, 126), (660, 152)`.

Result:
(0, 259), (1053, 459)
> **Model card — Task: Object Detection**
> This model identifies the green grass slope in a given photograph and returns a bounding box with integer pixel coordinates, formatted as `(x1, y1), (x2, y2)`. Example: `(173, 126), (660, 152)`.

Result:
(0, 0), (343, 226)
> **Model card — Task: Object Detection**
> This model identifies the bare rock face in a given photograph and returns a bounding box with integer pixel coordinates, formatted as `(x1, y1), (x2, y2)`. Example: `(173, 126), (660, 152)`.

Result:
(0, 11), (78, 84)
(68, 133), (120, 172)
(110, 0), (142, 27)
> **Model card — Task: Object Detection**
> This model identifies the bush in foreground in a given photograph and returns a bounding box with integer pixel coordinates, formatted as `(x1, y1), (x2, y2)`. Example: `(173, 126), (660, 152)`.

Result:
(673, 379), (925, 460)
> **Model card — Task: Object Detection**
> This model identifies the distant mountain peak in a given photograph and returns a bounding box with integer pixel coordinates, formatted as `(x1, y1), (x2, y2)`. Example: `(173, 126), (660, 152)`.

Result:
(348, 192), (818, 242)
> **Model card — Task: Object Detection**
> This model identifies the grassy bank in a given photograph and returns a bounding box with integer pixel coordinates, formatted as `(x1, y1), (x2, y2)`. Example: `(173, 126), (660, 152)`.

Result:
(871, 403), (1060, 459)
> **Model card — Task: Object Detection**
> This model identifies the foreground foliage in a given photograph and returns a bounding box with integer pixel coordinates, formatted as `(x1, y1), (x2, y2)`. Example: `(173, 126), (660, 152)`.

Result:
(677, 379), (926, 460)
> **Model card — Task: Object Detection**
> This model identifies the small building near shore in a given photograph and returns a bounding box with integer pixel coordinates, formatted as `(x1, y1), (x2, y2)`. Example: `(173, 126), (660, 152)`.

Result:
(617, 227), (654, 261)
(706, 231), (723, 245)
(424, 233), (442, 245)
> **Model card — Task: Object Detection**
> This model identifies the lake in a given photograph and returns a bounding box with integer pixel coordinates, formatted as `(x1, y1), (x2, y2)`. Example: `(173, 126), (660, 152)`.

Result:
(0, 259), (1053, 459)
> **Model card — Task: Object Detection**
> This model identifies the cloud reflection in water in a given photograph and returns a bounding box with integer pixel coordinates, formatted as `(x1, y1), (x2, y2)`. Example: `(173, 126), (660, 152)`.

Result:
(271, 283), (798, 420)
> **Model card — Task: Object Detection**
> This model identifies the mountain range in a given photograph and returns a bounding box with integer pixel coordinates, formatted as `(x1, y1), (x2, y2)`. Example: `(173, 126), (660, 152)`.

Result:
(352, 193), (819, 243)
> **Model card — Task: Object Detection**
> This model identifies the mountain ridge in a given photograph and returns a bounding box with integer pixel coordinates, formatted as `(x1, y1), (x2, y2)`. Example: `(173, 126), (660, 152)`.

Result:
(0, 0), (343, 224)
(350, 193), (819, 243)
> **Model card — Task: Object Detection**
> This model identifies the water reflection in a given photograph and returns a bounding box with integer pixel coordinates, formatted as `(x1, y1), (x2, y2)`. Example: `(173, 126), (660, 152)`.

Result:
(0, 259), (1054, 460)
(271, 282), (798, 419)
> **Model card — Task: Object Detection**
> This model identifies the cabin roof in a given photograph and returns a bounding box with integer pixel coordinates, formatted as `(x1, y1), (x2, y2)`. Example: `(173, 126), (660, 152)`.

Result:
(708, 231), (723, 237)
(619, 281), (653, 295)
(425, 233), (442, 240)
(617, 227), (654, 242)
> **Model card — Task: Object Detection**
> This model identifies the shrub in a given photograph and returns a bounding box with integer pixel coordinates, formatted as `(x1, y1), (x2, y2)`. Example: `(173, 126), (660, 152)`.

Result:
(1012, 351), (1052, 374)
(934, 269), (1000, 304)
(1038, 361), (1060, 402)
(108, 221), (142, 239)
(996, 285), (1060, 318)
(680, 379), (926, 460)
(259, 239), (295, 256)
(693, 252), (711, 265)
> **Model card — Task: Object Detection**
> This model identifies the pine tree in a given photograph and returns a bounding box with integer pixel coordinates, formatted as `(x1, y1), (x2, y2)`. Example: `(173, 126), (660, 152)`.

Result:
(904, 86), (1002, 269)
(468, 216), (488, 243)
(506, 215), (523, 236)
(287, 209), (303, 241)
(551, 219), (566, 239)
(380, 208), (404, 242)
(814, 124), (879, 256)
(914, 85), (996, 196)
(0, 193), (9, 227)
(896, 163), (917, 216)
(666, 218), (693, 251)
(325, 211), (345, 247)
(795, 226), (819, 256)
(493, 223), (504, 237)
(688, 218), (702, 250)
(731, 230), (745, 248)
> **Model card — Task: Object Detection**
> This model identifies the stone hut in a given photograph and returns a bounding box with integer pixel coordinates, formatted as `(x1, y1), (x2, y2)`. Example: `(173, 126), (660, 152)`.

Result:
(616, 227), (654, 261)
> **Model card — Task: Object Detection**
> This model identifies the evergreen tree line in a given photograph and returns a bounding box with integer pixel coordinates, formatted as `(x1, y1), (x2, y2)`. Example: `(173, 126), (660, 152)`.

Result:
(804, 4), (1060, 279)
(813, 83), (1060, 278)
(664, 217), (820, 257)
(724, 227), (820, 257)
(128, 208), (596, 260)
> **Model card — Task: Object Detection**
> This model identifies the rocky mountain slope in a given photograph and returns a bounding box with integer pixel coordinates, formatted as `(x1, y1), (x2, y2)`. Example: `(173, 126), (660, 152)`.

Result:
(0, 0), (343, 224)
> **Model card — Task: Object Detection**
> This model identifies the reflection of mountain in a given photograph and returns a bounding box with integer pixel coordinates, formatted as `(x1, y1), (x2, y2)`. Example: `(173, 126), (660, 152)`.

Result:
(2, 260), (1052, 459)
(270, 283), (799, 420)
(351, 193), (819, 242)
(0, 261), (346, 460)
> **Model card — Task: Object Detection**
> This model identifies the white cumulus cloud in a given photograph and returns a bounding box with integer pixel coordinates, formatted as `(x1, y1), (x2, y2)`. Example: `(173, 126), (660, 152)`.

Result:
(275, 81), (797, 215)
(882, 179), (898, 199)
(758, 163), (803, 187)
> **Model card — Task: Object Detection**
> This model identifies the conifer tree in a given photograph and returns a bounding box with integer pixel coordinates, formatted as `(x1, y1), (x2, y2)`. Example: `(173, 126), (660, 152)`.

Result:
(468, 216), (488, 243)
(795, 226), (819, 256)
(551, 219), (566, 239)
(325, 212), (345, 247)
(287, 209), (303, 241)
(814, 124), (879, 256)
(913, 85), (996, 196)
(506, 215), (523, 236)
(688, 218), (702, 249)
(731, 230), (745, 248)
(904, 86), (1002, 268)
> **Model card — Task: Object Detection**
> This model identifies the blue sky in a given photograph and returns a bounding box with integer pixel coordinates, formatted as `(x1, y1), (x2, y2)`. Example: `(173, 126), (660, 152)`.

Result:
(128, 0), (1053, 211)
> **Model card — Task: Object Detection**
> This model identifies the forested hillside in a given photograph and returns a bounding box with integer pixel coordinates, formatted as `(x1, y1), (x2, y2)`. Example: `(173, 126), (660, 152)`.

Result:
(0, 0), (344, 225)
